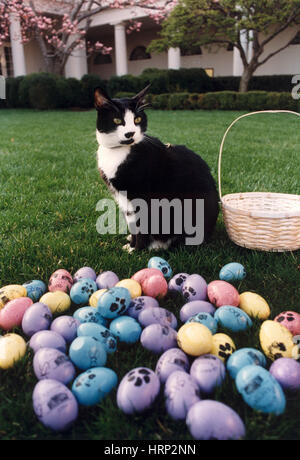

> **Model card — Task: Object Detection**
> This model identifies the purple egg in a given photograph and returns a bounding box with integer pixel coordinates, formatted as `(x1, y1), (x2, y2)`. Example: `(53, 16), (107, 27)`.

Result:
(22, 302), (52, 337)
(33, 347), (76, 384)
(74, 267), (97, 282)
(138, 306), (178, 330)
(140, 324), (177, 354)
(269, 358), (300, 392)
(190, 354), (226, 395)
(168, 273), (189, 293)
(117, 367), (160, 414)
(50, 315), (80, 343)
(32, 379), (78, 432)
(182, 274), (208, 302)
(165, 370), (201, 420)
(127, 296), (159, 319)
(186, 400), (246, 440)
(155, 348), (190, 383)
(180, 300), (216, 323)
(29, 330), (67, 353)
(96, 271), (119, 289)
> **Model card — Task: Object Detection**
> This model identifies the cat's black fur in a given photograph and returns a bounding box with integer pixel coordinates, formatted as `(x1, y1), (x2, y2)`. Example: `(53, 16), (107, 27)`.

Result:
(95, 86), (219, 251)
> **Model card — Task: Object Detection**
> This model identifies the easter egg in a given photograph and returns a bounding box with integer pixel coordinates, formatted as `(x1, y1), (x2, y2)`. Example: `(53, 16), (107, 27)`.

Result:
(131, 268), (164, 285)
(142, 274), (168, 299)
(29, 330), (67, 353)
(182, 274), (207, 302)
(186, 312), (218, 334)
(33, 347), (75, 384)
(239, 292), (270, 320)
(165, 371), (201, 420)
(70, 278), (97, 306)
(32, 379), (78, 432)
(117, 367), (160, 414)
(39, 291), (71, 315)
(74, 267), (97, 282)
(211, 333), (236, 362)
(148, 256), (172, 278)
(226, 348), (267, 379)
(186, 400), (245, 440)
(115, 279), (142, 298)
(177, 323), (212, 357)
(72, 367), (118, 406)
(214, 305), (252, 332)
(48, 269), (73, 293)
(235, 365), (286, 415)
(274, 311), (300, 336)
(219, 262), (246, 282)
(109, 316), (142, 344)
(155, 348), (190, 384)
(96, 271), (119, 289)
(96, 287), (131, 319)
(0, 297), (33, 330)
(180, 300), (216, 323)
(73, 306), (107, 326)
(140, 324), (177, 354)
(190, 354), (226, 395)
(23, 280), (46, 303)
(138, 306), (177, 329)
(168, 273), (189, 293)
(0, 285), (27, 309)
(207, 280), (239, 308)
(77, 322), (117, 353)
(259, 320), (294, 360)
(0, 333), (27, 369)
(69, 336), (107, 370)
(127, 296), (159, 319)
(22, 302), (52, 337)
(89, 289), (107, 307)
(269, 358), (300, 392)
(50, 315), (80, 343)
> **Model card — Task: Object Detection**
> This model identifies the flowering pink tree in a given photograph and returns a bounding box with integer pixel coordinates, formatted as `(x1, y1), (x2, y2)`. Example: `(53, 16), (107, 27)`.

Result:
(1, 0), (177, 75)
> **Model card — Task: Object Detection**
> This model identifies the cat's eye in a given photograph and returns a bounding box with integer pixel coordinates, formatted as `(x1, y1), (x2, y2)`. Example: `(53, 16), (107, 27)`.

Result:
(134, 116), (142, 124)
(113, 118), (123, 125)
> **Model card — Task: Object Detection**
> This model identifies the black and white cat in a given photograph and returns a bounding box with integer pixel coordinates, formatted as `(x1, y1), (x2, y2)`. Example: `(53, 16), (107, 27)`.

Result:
(95, 86), (219, 252)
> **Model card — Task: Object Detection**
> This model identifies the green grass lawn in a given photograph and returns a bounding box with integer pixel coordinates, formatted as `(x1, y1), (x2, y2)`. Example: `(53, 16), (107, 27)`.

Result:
(0, 108), (300, 440)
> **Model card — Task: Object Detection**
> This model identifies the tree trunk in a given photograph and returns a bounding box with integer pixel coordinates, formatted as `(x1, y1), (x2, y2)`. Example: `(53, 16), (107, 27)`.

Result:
(239, 65), (253, 92)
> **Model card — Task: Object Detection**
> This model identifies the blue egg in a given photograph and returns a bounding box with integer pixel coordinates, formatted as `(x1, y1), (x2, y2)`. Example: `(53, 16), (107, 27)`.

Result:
(70, 278), (98, 305)
(23, 280), (47, 302)
(96, 287), (131, 319)
(214, 305), (252, 332)
(72, 367), (118, 406)
(147, 256), (173, 278)
(219, 262), (246, 282)
(227, 348), (267, 379)
(186, 312), (218, 334)
(235, 365), (286, 415)
(110, 316), (142, 343)
(69, 336), (107, 370)
(77, 322), (117, 353)
(73, 306), (107, 327)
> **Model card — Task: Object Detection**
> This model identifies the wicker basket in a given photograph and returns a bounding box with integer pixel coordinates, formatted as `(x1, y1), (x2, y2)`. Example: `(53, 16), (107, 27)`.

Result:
(218, 110), (300, 252)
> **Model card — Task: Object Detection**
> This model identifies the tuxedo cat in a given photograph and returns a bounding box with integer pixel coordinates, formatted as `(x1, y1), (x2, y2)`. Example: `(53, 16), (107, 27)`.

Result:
(95, 86), (219, 251)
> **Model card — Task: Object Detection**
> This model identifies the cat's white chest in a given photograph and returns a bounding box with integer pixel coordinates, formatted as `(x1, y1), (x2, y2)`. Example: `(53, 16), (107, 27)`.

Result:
(97, 144), (130, 181)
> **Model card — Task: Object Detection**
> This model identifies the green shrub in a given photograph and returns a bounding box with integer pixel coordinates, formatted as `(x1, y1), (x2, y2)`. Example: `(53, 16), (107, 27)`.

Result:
(5, 76), (24, 108)
(107, 75), (142, 97)
(114, 91), (136, 99)
(80, 74), (107, 108)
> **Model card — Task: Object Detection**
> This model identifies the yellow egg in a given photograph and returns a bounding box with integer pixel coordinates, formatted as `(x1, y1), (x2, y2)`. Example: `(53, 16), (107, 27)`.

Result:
(177, 322), (213, 356)
(40, 291), (71, 314)
(211, 333), (236, 362)
(239, 292), (270, 320)
(259, 320), (294, 361)
(0, 333), (27, 369)
(0, 285), (27, 309)
(89, 289), (107, 308)
(115, 279), (142, 299)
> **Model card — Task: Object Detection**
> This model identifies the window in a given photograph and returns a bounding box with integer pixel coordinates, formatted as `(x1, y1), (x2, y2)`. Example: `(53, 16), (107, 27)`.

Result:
(129, 46), (151, 61)
(291, 30), (300, 45)
(205, 68), (214, 77)
(227, 43), (234, 51)
(0, 45), (13, 77)
(180, 45), (202, 56)
(93, 53), (112, 65)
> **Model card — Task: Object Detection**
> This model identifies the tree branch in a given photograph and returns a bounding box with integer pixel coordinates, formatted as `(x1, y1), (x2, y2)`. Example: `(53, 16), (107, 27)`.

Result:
(257, 33), (300, 67)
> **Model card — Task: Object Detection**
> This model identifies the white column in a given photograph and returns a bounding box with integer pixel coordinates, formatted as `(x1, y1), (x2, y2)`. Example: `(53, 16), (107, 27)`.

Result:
(112, 22), (128, 76)
(65, 36), (88, 79)
(233, 30), (248, 76)
(9, 13), (26, 77)
(168, 47), (181, 70)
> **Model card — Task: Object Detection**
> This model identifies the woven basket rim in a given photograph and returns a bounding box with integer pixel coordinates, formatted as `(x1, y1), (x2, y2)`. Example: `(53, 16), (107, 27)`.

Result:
(221, 191), (300, 218)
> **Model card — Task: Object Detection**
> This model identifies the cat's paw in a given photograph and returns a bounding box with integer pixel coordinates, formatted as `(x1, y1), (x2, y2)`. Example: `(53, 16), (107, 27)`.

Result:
(122, 243), (135, 253)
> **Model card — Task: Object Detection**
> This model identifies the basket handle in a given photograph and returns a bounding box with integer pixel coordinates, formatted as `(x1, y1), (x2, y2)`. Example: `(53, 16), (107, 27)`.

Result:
(218, 110), (300, 201)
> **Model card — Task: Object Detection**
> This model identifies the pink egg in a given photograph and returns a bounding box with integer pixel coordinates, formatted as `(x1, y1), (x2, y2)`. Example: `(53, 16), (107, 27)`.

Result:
(0, 297), (33, 330)
(131, 268), (164, 285)
(142, 274), (168, 299)
(48, 269), (73, 293)
(274, 311), (300, 336)
(207, 280), (239, 308)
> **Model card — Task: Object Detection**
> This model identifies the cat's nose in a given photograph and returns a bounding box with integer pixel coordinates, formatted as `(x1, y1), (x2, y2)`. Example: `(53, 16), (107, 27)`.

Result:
(124, 131), (135, 138)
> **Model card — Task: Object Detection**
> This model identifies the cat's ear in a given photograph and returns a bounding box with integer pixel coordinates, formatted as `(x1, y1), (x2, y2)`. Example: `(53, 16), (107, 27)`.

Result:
(132, 84), (151, 111)
(94, 87), (113, 110)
